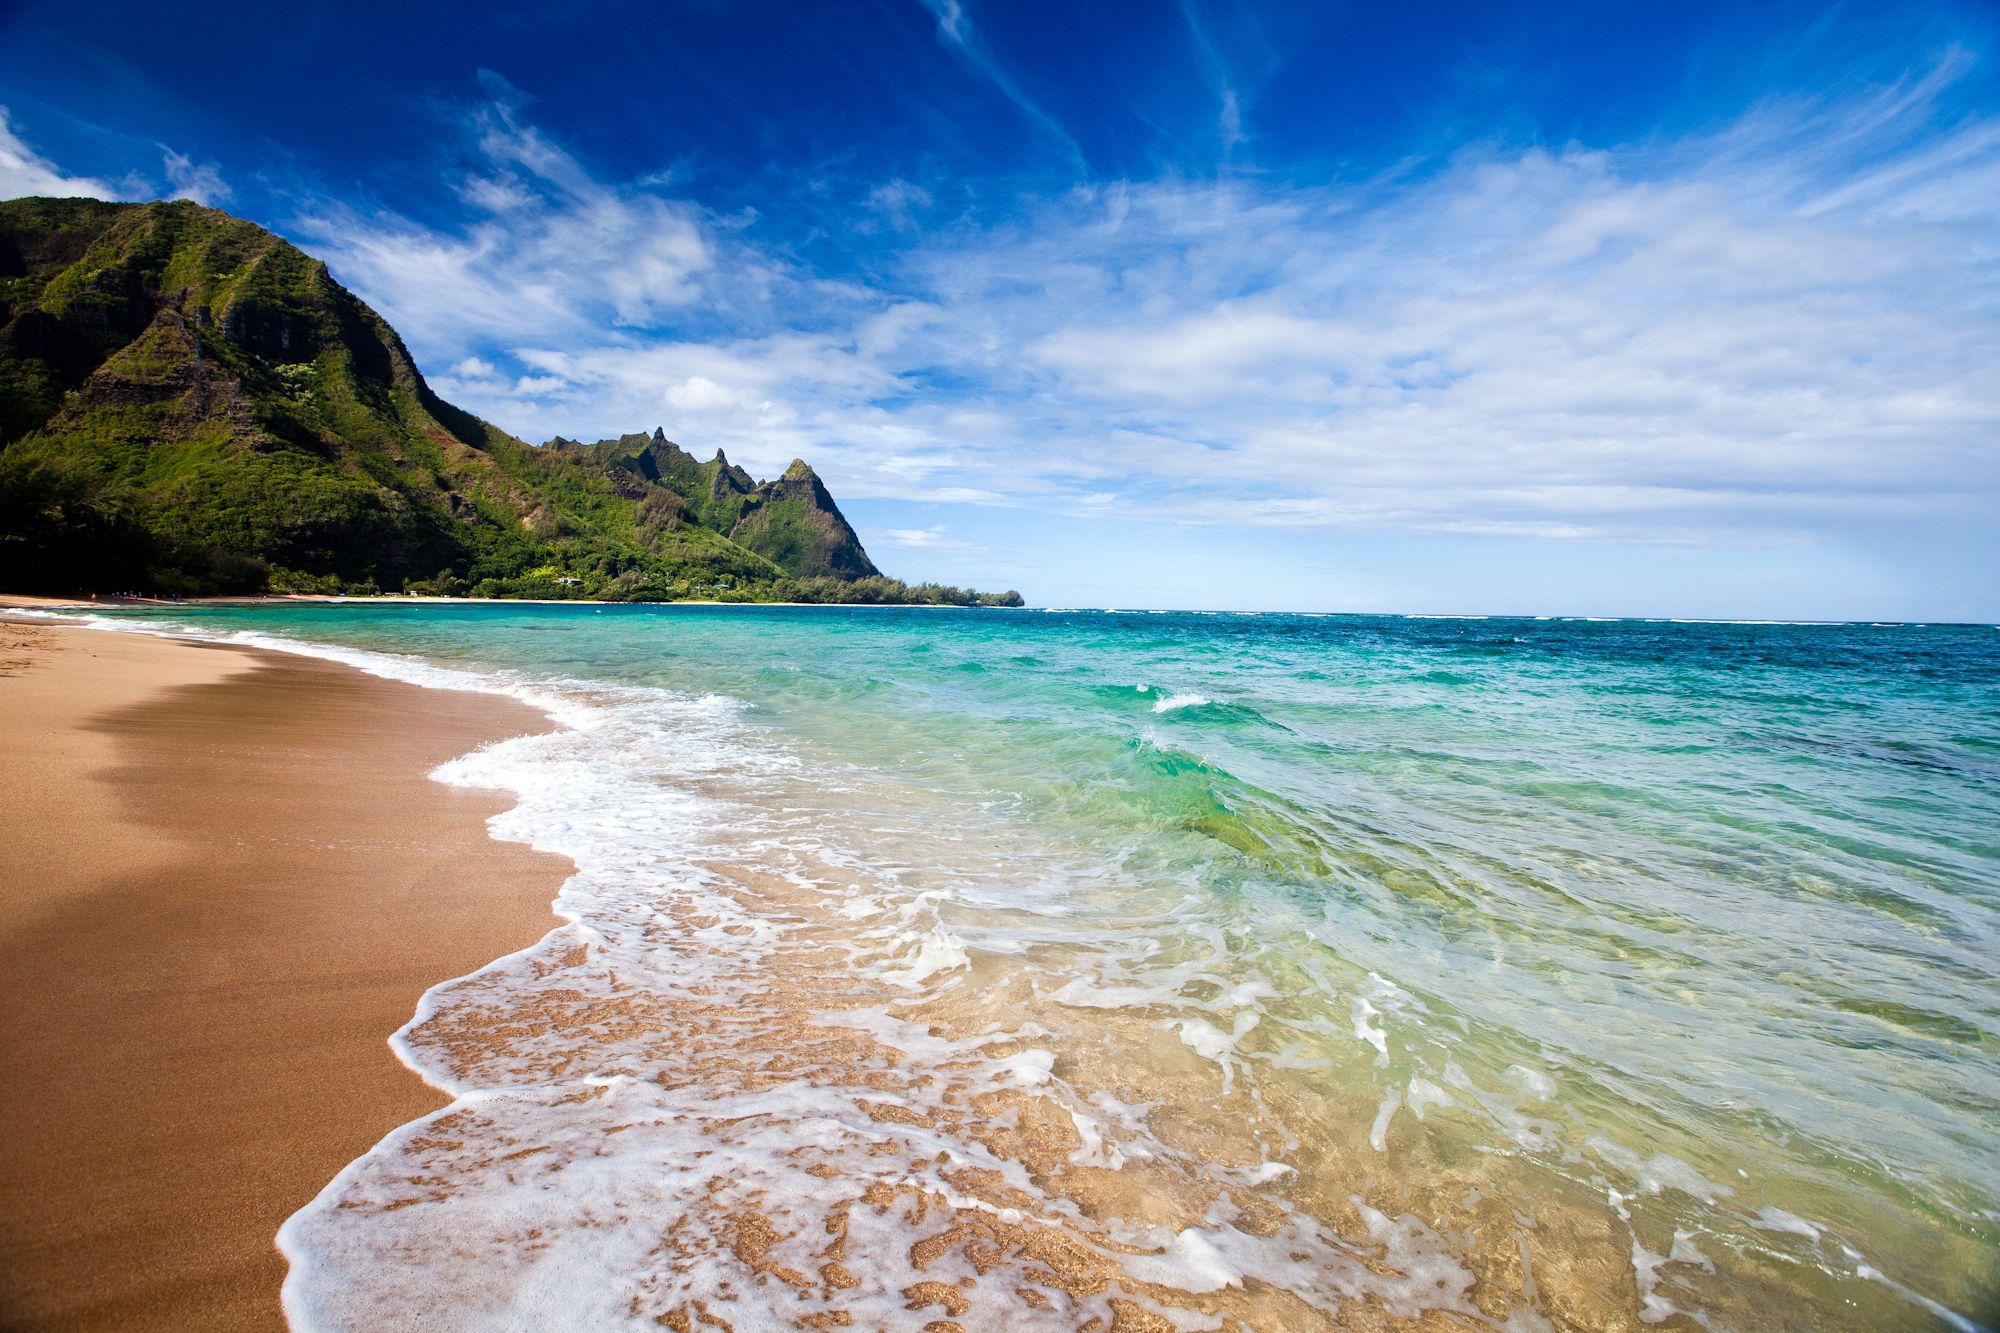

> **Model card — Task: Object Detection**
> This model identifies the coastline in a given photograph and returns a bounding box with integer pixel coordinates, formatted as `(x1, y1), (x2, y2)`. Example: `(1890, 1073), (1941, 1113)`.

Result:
(14, 594), (1979, 625)
(0, 616), (570, 1330)
(0, 593), (999, 610)
(1, 603), (1989, 1328)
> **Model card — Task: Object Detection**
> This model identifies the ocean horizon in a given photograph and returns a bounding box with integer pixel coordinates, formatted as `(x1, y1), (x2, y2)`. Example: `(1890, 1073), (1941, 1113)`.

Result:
(34, 600), (1996, 1331)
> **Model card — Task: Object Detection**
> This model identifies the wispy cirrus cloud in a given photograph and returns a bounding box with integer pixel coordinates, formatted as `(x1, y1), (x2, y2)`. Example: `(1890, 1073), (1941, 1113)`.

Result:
(161, 147), (228, 205)
(915, 0), (1082, 164)
(860, 178), (934, 232)
(876, 525), (983, 552)
(3, 106), (232, 208)
(326, 56), (1999, 559)
(291, 91), (717, 356)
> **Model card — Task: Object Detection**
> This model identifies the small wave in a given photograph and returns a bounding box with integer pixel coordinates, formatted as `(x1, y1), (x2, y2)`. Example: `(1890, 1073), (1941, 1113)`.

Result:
(1153, 691), (1213, 713)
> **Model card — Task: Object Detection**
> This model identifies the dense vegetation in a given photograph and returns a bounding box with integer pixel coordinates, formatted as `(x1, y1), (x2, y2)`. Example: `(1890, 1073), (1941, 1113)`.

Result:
(0, 197), (1022, 607)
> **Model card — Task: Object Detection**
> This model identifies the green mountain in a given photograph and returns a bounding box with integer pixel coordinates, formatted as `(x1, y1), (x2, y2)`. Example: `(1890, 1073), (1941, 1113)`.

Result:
(0, 196), (1020, 606)
(559, 429), (880, 580)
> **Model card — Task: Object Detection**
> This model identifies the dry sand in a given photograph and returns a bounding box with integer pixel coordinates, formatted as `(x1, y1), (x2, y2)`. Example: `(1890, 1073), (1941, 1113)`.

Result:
(0, 615), (570, 1330)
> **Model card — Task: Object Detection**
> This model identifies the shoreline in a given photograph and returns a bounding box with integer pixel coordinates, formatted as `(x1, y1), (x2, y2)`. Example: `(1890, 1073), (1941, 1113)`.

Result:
(0, 592), (1001, 610)
(6, 593), (1983, 626)
(0, 618), (571, 1329)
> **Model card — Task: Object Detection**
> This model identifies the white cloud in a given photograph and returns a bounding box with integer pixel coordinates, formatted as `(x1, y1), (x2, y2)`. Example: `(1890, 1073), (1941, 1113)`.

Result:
(0, 111), (234, 210)
(162, 149), (229, 205)
(293, 65), (2000, 553)
(874, 525), (986, 553)
(665, 375), (746, 411)
(292, 100), (713, 357)
(886, 81), (2000, 543)
(862, 178), (933, 231)
(0, 107), (114, 200)
(458, 173), (537, 214)
(927, 0), (969, 46)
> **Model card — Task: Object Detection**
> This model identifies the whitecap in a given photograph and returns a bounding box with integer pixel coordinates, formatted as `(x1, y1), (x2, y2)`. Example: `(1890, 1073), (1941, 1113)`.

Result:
(1153, 691), (1213, 713)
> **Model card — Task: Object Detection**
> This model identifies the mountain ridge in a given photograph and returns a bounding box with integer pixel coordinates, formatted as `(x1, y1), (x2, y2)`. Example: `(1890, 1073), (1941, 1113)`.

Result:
(0, 196), (1020, 606)
(559, 428), (880, 581)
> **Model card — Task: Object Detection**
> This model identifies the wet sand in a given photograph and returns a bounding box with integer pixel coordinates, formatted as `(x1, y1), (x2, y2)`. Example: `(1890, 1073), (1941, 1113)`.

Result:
(0, 616), (570, 1330)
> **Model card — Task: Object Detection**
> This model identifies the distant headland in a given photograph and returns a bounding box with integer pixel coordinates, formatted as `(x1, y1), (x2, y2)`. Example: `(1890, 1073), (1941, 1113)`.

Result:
(0, 197), (1021, 607)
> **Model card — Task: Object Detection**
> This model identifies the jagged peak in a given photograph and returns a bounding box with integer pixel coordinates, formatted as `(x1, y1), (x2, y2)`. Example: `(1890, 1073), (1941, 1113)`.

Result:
(781, 458), (816, 481)
(652, 426), (666, 443)
(711, 448), (728, 465)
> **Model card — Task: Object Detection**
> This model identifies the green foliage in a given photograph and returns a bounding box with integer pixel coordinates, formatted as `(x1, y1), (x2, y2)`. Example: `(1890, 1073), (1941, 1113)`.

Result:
(771, 575), (1024, 607)
(0, 450), (268, 594)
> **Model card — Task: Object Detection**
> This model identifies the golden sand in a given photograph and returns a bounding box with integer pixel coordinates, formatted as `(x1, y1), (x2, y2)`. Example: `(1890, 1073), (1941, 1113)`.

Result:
(0, 616), (568, 1330)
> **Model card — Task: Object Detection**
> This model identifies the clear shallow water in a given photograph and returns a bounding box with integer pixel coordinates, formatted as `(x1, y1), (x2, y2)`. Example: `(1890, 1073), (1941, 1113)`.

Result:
(73, 603), (2000, 1329)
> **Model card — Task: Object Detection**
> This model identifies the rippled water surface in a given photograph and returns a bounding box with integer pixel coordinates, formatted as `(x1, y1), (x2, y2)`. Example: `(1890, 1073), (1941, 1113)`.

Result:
(88, 603), (2000, 1330)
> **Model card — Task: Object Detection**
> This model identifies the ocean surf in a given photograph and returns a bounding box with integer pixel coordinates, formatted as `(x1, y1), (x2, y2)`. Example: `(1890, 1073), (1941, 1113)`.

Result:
(50, 602), (2000, 1331)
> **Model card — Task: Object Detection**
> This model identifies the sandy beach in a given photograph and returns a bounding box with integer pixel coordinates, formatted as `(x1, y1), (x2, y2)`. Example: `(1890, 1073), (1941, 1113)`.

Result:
(0, 613), (569, 1330)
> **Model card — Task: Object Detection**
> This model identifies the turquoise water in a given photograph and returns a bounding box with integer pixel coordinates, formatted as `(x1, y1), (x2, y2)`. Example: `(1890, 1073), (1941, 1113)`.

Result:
(87, 603), (2000, 1328)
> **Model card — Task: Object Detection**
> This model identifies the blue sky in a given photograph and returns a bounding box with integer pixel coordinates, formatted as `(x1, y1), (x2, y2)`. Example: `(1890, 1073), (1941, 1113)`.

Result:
(3, 0), (1997, 617)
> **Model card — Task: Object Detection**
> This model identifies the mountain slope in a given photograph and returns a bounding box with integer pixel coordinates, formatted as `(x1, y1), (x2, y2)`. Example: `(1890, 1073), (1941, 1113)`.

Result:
(0, 197), (1017, 605)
